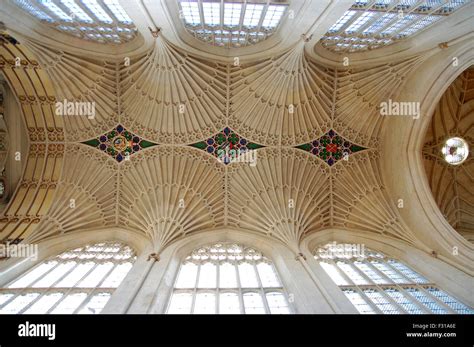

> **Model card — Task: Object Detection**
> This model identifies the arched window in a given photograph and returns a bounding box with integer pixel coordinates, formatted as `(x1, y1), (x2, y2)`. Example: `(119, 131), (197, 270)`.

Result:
(320, 0), (469, 53)
(178, 1), (288, 48)
(166, 242), (290, 314)
(0, 242), (136, 314)
(13, 0), (137, 44)
(314, 243), (473, 314)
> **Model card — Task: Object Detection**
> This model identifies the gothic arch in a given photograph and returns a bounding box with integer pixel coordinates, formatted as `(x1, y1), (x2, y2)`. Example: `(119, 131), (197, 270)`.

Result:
(381, 39), (474, 275)
(0, 34), (65, 244)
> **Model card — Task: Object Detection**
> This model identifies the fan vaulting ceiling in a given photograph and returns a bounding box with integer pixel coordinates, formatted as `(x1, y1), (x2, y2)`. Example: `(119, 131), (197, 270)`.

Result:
(0, 34), (426, 253)
(0, 0), (472, 267)
(423, 68), (474, 241)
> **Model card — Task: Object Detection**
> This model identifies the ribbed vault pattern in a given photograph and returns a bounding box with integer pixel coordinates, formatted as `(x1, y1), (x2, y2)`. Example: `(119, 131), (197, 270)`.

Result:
(0, 36), (64, 243)
(120, 38), (227, 144)
(30, 144), (117, 243)
(331, 150), (416, 245)
(423, 68), (474, 241)
(118, 146), (225, 252)
(1, 33), (430, 256)
(227, 148), (331, 252)
(26, 40), (119, 142)
(334, 56), (423, 147)
(228, 41), (334, 146)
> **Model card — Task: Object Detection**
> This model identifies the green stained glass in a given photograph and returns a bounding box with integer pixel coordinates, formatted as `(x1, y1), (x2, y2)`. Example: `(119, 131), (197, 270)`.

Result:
(296, 143), (312, 151)
(350, 145), (365, 153)
(215, 133), (226, 144)
(295, 129), (367, 166)
(247, 143), (263, 150)
(140, 140), (157, 149)
(189, 127), (264, 165)
(84, 139), (100, 147)
(190, 142), (207, 150)
(82, 124), (158, 163)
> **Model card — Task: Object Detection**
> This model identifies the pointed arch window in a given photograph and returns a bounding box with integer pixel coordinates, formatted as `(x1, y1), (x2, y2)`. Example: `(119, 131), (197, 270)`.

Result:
(178, 1), (289, 48)
(314, 243), (473, 314)
(166, 242), (291, 314)
(0, 242), (136, 314)
(13, 0), (137, 44)
(321, 0), (469, 53)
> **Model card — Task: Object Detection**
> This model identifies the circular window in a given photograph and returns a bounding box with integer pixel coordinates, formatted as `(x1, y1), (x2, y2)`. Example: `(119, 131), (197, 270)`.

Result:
(441, 137), (469, 165)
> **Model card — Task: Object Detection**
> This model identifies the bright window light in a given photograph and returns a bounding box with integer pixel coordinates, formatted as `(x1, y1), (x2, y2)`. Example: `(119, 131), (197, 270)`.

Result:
(0, 242), (136, 314)
(60, 0), (92, 22)
(57, 25), (79, 31)
(345, 11), (376, 32)
(441, 137), (469, 165)
(104, 0), (133, 23)
(243, 4), (264, 27)
(399, 15), (441, 35)
(322, 0), (468, 53)
(374, 0), (391, 6)
(266, 292), (290, 314)
(224, 3), (242, 26)
(166, 243), (291, 314)
(203, 2), (220, 26)
(381, 14), (418, 35)
(329, 10), (356, 32)
(262, 5), (286, 28)
(343, 289), (376, 314)
(14, 1), (54, 21)
(179, 1), (287, 47)
(82, 0), (113, 23)
(39, 0), (73, 21)
(363, 13), (396, 34)
(315, 243), (474, 314)
(438, 0), (467, 13)
(181, 1), (201, 25)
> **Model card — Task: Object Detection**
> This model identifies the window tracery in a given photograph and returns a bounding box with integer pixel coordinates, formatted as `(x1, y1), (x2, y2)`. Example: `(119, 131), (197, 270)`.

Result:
(315, 243), (473, 314)
(178, 0), (288, 48)
(321, 0), (468, 53)
(13, 0), (137, 44)
(0, 242), (136, 314)
(167, 242), (291, 314)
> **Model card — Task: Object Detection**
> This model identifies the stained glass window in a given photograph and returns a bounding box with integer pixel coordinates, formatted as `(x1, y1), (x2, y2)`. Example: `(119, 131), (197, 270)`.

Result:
(178, 1), (289, 48)
(295, 129), (366, 166)
(314, 243), (474, 314)
(190, 127), (263, 165)
(82, 125), (158, 163)
(13, 0), (137, 44)
(0, 242), (136, 314)
(321, 0), (468, 53)
(166, 243), (291, 314)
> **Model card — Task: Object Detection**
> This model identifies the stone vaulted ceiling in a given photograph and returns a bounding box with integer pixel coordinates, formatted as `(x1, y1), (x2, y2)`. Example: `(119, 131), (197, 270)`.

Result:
(0, 30), (433, 257)
(423, 68), (474, 241)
